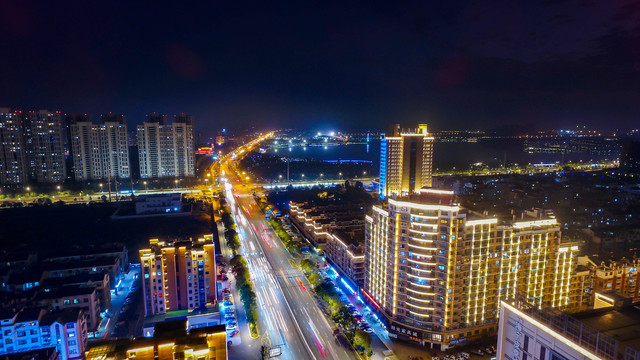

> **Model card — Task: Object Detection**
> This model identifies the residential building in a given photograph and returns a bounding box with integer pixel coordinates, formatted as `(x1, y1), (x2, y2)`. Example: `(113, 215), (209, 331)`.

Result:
(2, 347), (59, 360)
(364, 188), (579, 349)
(0, 109), (66, 185)
(574, 256), (640, 303)
(324, 232), (365, 284)
(497, 296), (640, 360)
(137, 113), (195, 179)
(85, 320), (227, 360)
(34, 285), (101, 331)
(45, 244), (128, 276)
(68, 113), (130, 181)
(0, 108), (27, 185)
(139, 236), (217, 316)
(40, 273), (111, 310)
(289, 200), (368, 284)
(379, 124), (434, 199)
(0, 307), (87, 360)
(42, 256), (122, 288)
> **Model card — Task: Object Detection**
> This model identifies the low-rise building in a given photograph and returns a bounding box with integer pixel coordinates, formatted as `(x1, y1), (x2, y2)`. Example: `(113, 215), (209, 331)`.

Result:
(45, 244), (128, 275)
(40, 273), (111, 310)
(324, 232), (365, 284)
(135, 194), (182, 215)
(42, 256), (121, 288)
(85, 320), (226, 360)
(0, 307), (87, 360)
(289, 200), (368, 285)
(34, 285), (101, 331)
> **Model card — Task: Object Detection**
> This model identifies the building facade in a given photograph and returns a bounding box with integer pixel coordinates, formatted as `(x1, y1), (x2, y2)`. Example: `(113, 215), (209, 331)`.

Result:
(0, 109), (27, 185)
(139, 236), (217, 316)
(497, 297), (640, 360)
(379, 124), (434, 199)
(0, 308), (87, 360)
(0, 109), (66, 185)
(137, 114), (195, 179)
(289, 201), (367, 284)
(69, 114), (130, 181)
(364, 188), (579, 349)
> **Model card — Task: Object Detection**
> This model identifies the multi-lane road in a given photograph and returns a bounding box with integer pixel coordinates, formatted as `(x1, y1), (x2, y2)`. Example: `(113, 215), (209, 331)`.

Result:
(222, 161), (358, 360)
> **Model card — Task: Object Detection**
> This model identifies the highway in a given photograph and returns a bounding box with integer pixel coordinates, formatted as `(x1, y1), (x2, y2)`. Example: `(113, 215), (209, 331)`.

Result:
(222, 162), (358, 360)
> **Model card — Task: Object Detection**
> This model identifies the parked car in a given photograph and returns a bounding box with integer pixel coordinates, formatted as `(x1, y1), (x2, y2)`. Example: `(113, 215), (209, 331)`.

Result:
(228, 330), (239, 337)
(470, 349), (484, 356)
(362, 327), (373, 333)
(224, 300), (233, 306)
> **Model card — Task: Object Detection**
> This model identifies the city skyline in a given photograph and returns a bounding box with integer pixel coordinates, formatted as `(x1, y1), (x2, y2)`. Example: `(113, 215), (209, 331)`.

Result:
(1, 1), (640, 359)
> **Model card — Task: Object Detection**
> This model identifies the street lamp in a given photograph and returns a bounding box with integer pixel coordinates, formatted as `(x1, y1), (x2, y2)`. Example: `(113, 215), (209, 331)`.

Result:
(99, 183), (103, 194)
(143, 181), (147, 193)
(175, 179), (178, 189)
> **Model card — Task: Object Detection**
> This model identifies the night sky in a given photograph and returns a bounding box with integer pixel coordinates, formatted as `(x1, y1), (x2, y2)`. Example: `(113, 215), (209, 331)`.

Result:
(1, 1), (640, 133)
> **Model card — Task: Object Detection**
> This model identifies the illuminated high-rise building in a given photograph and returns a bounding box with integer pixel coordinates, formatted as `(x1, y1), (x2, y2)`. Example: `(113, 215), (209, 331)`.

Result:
(139, 235), (217, 316)
(137, 113), (195, 178)
(364, 188), (578, 350)
(0, 108), (66, 185)
(379, 124), (434, 199)
(0, 108), (27, 185)
(69, 113), (130, 181)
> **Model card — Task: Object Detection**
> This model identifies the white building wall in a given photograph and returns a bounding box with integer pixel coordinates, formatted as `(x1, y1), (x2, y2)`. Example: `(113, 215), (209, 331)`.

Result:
(497, 302), (600, 360)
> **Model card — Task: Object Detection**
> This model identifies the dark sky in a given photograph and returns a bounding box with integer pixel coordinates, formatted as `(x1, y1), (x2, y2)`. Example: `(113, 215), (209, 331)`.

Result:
(1, 1), (640, 133)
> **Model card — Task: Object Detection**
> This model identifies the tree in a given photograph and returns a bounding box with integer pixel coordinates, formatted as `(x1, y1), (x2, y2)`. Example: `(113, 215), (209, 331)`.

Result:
(354, 330), (371, 350)
(308, 273), (322, 286)
(300, 259), (315, 273)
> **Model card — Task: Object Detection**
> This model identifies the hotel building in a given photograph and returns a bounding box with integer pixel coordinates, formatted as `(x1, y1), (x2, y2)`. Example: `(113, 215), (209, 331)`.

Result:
(139, 236), (217, 316)
(364, 188), (578, 349)
(379, 124), (434, 199)
(137, 113), (195, 179)
(68, 113), (130, 181)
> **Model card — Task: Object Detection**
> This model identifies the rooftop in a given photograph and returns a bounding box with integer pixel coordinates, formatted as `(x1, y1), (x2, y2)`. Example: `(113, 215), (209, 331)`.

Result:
(42, 256), (119, 272)
(2, 347), (58, 360)
(40, 308), (83, 326)
(15, 307), (45, 323)
(35, 284), (96, 300)
(574, 305), (640, 352)
(40, 272), (108, 289)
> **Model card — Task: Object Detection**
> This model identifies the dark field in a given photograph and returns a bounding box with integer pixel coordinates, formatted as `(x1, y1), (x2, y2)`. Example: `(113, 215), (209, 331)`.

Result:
(0, 203), (213, 262)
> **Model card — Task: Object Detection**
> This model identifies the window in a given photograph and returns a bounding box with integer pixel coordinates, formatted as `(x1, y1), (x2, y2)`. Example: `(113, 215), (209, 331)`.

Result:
(18, 340), (26, 345)
(73, 298), (80, 304)
(66, 323), (75, 329)
(30, 338), (39, 343)
(68, 340), (77, 346)
(63, 299), (70, 305)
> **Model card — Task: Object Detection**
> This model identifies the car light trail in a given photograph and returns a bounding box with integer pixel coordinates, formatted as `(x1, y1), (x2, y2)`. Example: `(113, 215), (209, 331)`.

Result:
(297, 276), (307, 291)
